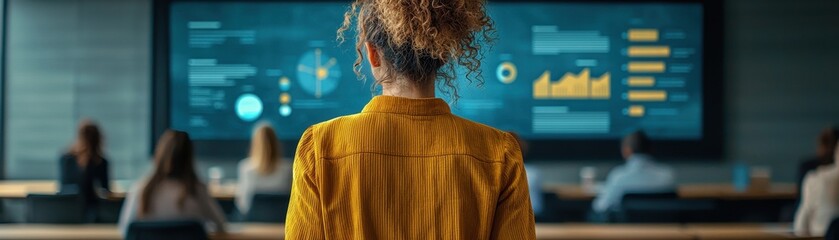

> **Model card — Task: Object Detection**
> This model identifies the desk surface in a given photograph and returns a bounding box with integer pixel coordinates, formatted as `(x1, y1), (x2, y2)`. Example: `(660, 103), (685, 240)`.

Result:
(0, 180), (236, 200)
(684, 224), (819, 240)
(536, 224), (692, 240)
(1, 180), (797, 201)
(0, 223), (818, 240)
(546, 183), (798, 200)
(0, 223), (281, 240)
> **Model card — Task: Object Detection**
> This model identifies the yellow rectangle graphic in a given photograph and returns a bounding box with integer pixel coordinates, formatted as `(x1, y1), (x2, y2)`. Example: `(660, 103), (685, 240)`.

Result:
(628, 90), (667, 102)
(628, 29), (659, 42)
(628, 76), (655, 87)
(628, 61), (666, 73)
(629, 105), (645, 117)
(628, 46), (671, 57)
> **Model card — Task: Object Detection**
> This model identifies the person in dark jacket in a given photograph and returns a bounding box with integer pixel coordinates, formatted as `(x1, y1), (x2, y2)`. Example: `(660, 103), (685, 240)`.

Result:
(59, 119), (110, 222)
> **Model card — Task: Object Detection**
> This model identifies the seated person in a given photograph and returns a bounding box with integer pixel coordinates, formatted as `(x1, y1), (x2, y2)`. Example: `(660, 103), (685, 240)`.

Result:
(795, 142), (839, 236)
(235, 123), (292, 215)
(59, 120), (110, 221)
(592, 131), (675, 213)
(118, 130), (226, 236)
(797, 127), (838, 197)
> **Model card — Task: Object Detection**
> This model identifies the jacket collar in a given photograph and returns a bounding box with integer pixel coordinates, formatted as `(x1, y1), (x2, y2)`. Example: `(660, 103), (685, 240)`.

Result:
(362, 95), (451, 116)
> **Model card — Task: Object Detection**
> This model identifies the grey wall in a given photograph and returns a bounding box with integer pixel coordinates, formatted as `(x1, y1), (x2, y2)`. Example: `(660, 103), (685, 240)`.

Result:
(0, 0), (5, 179)
(3, 0), (839, 183)
(4, 0), (151, 180)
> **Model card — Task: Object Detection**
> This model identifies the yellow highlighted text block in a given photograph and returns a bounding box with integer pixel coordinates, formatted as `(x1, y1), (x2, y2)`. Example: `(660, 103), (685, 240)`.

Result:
(628, 61), (666, 73)
(628, 46), (671, 57)
(628, 76), (655, 87)
(628, 29), (659, 42)
(629, 105), (645, 117)
(628, 90), (667, 102)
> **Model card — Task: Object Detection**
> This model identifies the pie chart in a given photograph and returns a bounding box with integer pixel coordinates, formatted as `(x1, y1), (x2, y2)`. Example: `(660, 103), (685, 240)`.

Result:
(296, 48), (342, 98)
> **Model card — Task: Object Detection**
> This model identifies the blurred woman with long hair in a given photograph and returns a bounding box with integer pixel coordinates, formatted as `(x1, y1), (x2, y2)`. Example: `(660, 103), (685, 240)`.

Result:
(235, 123), (291, 215)
(118, 130), (226, 236)
(59, 119), (110, 222)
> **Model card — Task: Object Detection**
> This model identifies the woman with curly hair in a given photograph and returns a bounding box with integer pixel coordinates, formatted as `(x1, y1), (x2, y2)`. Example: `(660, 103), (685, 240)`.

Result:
(286, 0), (535, 239)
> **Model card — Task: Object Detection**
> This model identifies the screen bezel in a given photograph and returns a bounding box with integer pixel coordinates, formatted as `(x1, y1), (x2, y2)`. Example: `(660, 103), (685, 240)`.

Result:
(152, 0), (724, 160)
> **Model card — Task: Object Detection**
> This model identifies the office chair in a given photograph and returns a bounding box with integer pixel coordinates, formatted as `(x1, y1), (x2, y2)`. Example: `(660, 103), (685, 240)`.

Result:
(619, 191), (717, 223)
(96, 198), (124, 223)
(25, 194), (85, 224)
(826, 217), (839, 240)
(245, 193), (291, 223)
(126, 220), (209, 240)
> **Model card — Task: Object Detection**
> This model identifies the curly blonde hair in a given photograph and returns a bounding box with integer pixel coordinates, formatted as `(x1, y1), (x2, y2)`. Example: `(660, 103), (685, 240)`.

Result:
(338, 0), (496, 99)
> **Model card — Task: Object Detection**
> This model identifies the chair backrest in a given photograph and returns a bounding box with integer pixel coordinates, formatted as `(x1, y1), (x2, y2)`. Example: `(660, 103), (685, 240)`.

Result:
(126, 220), (208, 240)
(826, 217), (839, 240)
(96, 198), (124, 223)
(25, 194), (85, 224)
(623, 192), (679, 200)
(619, 191), (717, 223)
(245, 193), (291, 223)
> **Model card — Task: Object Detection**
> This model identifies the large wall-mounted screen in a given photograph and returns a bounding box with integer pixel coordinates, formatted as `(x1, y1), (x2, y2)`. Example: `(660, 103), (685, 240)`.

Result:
(159, 0), (722, 159)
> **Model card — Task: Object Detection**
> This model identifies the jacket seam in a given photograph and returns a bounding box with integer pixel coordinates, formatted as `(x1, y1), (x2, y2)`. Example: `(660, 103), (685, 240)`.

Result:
(322, 152), (503, 164)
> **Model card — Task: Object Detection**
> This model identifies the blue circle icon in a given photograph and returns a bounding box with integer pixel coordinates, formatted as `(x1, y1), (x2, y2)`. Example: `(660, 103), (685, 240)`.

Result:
(279, 105), (292, 117)
(279, 77), (291, 91)
(235, 94), (263, 122)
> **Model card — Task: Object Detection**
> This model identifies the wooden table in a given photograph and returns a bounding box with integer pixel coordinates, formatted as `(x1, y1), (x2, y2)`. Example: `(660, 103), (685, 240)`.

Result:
(0, 181), (57, 198)
(536, 224), (691, 240)
(0, 223), (282, 240)
(0, 180), (237, 200)
(2, 181), (798, 201)
(0, 223), (820, 240)
(545, 183), (798, 200)
(683, 224), (820, 240)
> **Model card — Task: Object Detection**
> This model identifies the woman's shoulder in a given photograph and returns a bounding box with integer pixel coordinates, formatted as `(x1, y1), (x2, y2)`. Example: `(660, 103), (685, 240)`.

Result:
(127, 178), (149, 195)
(804, 166), (839, 186)
(301, 114), (367, 142)
(237, 159), (261, 178)
(442, 115), (521, 164)
(451, 115), (517, 145)
(238, 158), (254, 170)
(451, 115), (509, 135)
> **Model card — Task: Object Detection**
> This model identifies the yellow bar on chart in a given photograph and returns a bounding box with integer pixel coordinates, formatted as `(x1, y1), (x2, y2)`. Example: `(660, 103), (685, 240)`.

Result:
(533, 71), (551, 99)
(629, 105), (645, 117)
(627, 76), (655, 87)
(628, 46), (671, 57)
(628, 29), (659, 42)
(628, 90), (667, 102)
(628, 61), (666, 73)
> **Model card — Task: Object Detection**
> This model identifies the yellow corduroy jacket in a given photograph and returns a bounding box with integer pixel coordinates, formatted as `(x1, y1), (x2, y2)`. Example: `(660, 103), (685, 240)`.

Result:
(286, 95), (535, 239)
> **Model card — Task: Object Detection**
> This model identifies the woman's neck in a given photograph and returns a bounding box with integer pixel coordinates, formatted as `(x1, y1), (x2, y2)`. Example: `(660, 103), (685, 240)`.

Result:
(380, 78), (435, 99)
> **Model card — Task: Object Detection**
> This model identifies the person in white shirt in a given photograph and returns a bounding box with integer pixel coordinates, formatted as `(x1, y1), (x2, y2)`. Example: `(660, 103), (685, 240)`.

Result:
(118, 130), (226, 237)
(592, 131), (675, 213)
(235, 123), (292, 216)
(795, 142), (839, 236)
